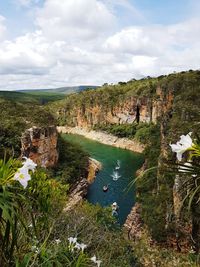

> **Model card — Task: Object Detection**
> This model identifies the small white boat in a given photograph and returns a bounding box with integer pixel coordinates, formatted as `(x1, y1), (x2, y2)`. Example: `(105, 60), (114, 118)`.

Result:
(115, 160), (121, 170)
(111, 171), (121, 181)
(103, 185), (108, 192)
(111, 202), (119, 216)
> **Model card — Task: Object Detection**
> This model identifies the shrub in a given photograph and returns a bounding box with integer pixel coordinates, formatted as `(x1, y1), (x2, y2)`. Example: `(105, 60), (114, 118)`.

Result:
(51, 135), (89, 186)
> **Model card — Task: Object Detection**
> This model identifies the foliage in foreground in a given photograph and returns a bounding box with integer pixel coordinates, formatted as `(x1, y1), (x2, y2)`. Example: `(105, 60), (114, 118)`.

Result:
(134, 229), (199, 267)
(0, 158), (68, 266)
(52, 202), (138, 267)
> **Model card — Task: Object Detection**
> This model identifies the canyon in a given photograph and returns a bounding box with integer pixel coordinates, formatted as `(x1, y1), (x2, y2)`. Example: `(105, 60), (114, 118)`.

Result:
(21, 125), (102, 211)
(22, 71), (200, 249)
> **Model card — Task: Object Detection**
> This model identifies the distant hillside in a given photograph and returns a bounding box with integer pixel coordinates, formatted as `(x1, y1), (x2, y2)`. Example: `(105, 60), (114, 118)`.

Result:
(18, 85), (99, 95)
(0, 90), (64, 104)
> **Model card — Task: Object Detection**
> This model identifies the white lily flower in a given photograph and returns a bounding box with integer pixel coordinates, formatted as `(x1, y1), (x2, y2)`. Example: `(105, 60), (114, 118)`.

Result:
(68, 237), (77, 245)
(91, 256), (97, 263)
(75, 242), (87, 252)
(22, 157), (37, 172)
(179, 132), (193, 147)
(55, 239), (61, 244)
(170, 132), (193, 161)
(91, 255), (102, 266)
(80, 243), (87, 252)
(13, 166), (31, 188)
(75, 242), (80, 249)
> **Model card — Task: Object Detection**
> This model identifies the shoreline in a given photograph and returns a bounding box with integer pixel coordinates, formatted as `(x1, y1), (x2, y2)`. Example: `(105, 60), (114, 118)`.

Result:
(64, 157), (101, 212)
(57, 126), (145, 153)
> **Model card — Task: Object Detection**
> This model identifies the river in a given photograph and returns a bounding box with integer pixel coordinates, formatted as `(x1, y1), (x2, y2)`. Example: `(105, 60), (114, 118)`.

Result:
(62, 133), (144, 224)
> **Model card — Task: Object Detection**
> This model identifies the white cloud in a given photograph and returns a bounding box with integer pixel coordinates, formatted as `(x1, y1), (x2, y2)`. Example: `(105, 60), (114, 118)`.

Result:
(104, 20), (200, 57)
(103, 18), (200, 78)
(0, 1), (200, 89)
(104, 27), (163, 56)
(36, 0), (116, 41)
(0, 31), (53, 75)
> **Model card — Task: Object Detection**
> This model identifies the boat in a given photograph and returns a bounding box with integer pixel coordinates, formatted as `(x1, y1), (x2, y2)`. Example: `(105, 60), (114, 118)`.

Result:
(103, 185), (108, 192)
(111, 202), (119, 216)
(115, 160), (121, 170)
(111, 171), (121, 181)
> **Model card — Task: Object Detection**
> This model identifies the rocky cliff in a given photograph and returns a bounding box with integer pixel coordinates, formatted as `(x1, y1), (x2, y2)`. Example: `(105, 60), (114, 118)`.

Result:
(21, 126), (59, 167)
(123, 203), (143, 241)
(57, 95), (161, 129)
(64, 157), (101, 211)
(87, 157), (102, 184)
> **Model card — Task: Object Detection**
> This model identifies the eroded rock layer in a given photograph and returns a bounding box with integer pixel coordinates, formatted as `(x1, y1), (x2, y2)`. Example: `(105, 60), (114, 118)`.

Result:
(21, 126), (58, 167)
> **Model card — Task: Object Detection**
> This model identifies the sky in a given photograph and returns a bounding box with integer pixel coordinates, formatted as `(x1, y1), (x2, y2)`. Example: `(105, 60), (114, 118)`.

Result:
(0, 0), (199, 90)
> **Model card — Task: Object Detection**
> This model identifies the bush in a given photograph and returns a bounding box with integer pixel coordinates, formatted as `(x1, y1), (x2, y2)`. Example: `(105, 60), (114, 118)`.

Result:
(0, 158), (67, 266)
(51, 135), (89, 186)
(93, 123), (137, 138)
(52, 202), (139, 267)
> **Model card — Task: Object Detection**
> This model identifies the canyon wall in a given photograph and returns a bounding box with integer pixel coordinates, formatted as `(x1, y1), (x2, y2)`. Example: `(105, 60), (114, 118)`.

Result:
(64, 157), (101, 211)
(21, 126), (59, 167)
(58, 95), (162, 129)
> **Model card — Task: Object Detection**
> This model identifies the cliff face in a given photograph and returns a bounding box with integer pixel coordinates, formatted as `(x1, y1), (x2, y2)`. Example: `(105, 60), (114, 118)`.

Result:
(87, 157), (102, 184)
(21, 126), (59, 167)
(58, 95), (162, 129)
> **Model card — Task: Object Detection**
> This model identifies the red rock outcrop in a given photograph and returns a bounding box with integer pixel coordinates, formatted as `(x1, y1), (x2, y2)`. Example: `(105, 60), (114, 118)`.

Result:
(21, 126), (58, 167)
(123, 203), (143, 241)
(58, 95), (162, 129)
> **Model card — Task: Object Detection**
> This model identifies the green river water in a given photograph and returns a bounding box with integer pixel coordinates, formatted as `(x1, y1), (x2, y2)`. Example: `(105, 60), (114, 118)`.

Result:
(62, 133), (144, 225)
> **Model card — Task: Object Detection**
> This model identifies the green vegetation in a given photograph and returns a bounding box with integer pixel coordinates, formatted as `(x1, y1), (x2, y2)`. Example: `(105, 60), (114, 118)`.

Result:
(0, 97), (55, 157)
(0, 158), (67, 267)
(0, 90), (64, 104)
(134, 229), (198, 267)
(50, 135), (89, 186)
(0, 90), (65, 157)
(52, 202), (138, 267)
(93, 123), (137, 138)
